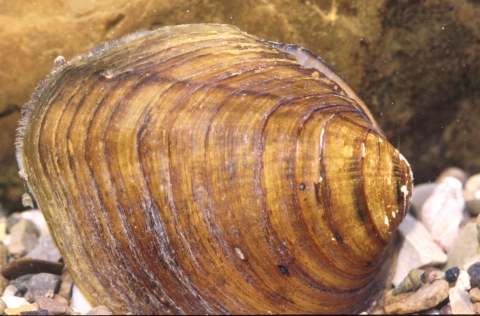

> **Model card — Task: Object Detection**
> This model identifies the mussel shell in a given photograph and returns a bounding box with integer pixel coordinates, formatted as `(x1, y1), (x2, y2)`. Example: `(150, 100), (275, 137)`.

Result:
(17, 24), (412, 314)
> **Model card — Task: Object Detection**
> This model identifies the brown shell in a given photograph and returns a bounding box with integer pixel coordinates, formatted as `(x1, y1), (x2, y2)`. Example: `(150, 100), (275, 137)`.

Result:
(16, 24), (412, 314)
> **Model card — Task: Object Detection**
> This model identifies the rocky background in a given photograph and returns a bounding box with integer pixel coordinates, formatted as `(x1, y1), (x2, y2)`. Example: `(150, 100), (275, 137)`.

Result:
(0, 0), (479, 211)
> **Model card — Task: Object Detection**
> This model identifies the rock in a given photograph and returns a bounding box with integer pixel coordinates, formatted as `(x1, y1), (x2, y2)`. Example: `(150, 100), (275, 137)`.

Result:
(23, 273), (60, 303)
(86, 305), (113, 315)
(449, 286), (474, 314)
(420, 176), (466, 251)
(468, 262), (480, 287)
(12, 274), (34, 295)
(52, 294), (68, 306)
(474, 302), (480, 314)
(70, 284), (93, 315)
(0, 298), (7, 314)
(4, 304), (38, 315)
(2, 284), (19, 297)
(35, 296), (74, 315)
(384, 279), (449, 314)
(8, 219), (40, 258)
(24, 234), (62, 262)
(469, 287), (480, 302)
(57, 269), (73, 302)
(0, 296), (29, 308)
(0, 242), (9, 293)
(445, 267), (460, 282)
(463, 254), (480, 271)
(19, 210), (49, 237)
(410, 183), (438, 218)
(436, 167), (468, 186)
(0, 211), (7, 242)
(1, 257), (64, 280)
(456, 270), (472, 291)
(439, 303), (451, 315)
(393, 213), (447, 286)
(6, 213), (21, 234)
(465, 174), (480, 215)
(446, 220), (479, 269)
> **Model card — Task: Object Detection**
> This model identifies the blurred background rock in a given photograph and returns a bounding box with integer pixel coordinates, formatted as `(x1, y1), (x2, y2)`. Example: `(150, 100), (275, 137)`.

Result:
(1, 0), (479, 211)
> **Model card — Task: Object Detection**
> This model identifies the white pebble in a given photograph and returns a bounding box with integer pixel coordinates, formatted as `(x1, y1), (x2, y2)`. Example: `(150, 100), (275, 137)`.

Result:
(70, 284), (93, 314)
(2, 285), (18, 297)
(456, 270), (471, 291)
(420, 176), (465, 251)
(0, 296), (30, 308)
(20, 209), (49, 237)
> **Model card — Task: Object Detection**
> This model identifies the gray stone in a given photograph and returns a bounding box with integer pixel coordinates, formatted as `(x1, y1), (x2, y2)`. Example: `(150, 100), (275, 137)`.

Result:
(12, 273), (34, 295)
(384, 280), (449, 314)
(446, 221), (479, 269)
(20, 210), (49, 237)
(23, 273), (60, 303)
(8, 218), (39, 259)
(24, 234), (61, 262)
(410, 183), (438, 218)
(468, 262), (480, 286)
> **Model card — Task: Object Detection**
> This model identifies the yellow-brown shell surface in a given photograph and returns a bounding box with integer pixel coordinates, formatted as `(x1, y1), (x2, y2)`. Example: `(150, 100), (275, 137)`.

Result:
(17, 24), (412, 314)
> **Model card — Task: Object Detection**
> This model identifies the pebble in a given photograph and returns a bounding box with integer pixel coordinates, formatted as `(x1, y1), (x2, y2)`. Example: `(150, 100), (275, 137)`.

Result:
(468, 262), (480, 286)
(439, 303), (451, 314)
(19, 210), (49, 237)
(456, 269), (472, 291)
(86, 305), (113, 315)
(8, 219), (40, 259)
(0, 298), (6, 315)
(23, 273), (60, 303)
(35, 296), (74, 315)
(449, 286), (474, 314)
(469, 287), (480, 302)
(1, 257), (64, 280)
(70, 284), (93, 315)
(463, 254), (480, 271)
(12, 274), (34, 295)
(420, 176), (466, 252)
(384, 279), (449, 314)
(446, 220), (479, 269)
(52, 294), (68, 306)
(410, 183), (438, 218)
(2, 284), (19, 297)
(24, 234), (62, 262)
(393, 213), (447, 286)
(445, 267), (460, 282)
(420, 177), (465, 251)
(436, 167), (468, 186)
(465, 174), (480, 215)
(4, 304), (38, 315)
(1, 296), (30, 308)
(57, 269), (73, 302)
(474, 302), (480, 314)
